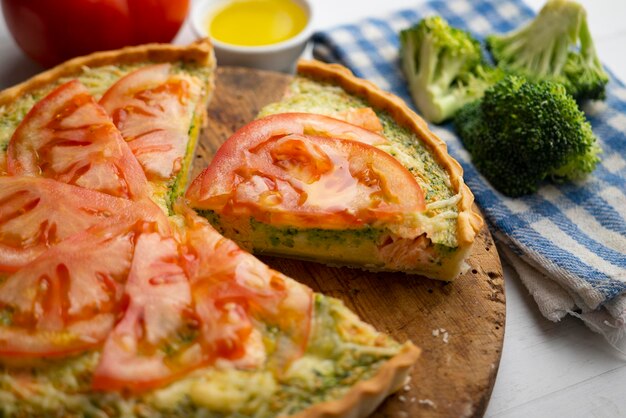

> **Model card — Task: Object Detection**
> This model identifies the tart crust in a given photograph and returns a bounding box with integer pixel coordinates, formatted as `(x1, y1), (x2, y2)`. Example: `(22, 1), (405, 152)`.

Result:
(296, 60), (483, 247)
(294, 343), (421, 418)
(0, 39), (215, 107)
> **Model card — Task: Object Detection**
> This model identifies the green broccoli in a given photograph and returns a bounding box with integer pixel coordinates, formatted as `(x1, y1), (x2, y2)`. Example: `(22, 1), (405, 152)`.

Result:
(399, 16), (503, 124)
(487, 0), (608, 101)
(454, 75), (601, 197)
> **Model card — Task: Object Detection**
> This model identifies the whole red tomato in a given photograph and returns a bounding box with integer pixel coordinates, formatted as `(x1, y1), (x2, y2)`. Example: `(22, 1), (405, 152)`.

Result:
(1, 0), (189, 68)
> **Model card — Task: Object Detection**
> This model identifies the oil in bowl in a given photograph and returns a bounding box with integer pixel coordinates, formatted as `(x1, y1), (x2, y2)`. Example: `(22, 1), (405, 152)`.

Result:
(191, 0), (313, 72)
(207, 0), (308, 47)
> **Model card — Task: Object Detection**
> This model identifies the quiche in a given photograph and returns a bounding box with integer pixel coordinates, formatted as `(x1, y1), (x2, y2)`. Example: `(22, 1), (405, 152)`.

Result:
(0, 43), (420, 417)
(187, 60), (483, 281)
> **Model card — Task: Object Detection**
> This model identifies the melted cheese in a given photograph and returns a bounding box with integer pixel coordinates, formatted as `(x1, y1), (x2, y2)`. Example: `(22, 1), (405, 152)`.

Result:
(285, 356), (335, 384)
(426, 192), (462, 211)
(190, 370), (277, 413)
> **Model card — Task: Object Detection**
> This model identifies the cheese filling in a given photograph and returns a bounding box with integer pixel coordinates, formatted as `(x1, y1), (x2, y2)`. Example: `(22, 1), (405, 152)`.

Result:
(0, 295), (402, 417)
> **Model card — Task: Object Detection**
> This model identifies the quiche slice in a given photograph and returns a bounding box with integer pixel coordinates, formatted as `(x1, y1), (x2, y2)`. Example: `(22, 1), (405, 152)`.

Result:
(187, 60), (483, 280)
(0, 179), (419, 417)
(0, 40), (215, 211)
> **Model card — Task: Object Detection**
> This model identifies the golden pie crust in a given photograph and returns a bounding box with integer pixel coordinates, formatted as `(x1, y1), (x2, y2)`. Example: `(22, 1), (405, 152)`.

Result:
(294, 343), (421, 418)
(296, 60), (484, 248)
(0, 39), (215, 107)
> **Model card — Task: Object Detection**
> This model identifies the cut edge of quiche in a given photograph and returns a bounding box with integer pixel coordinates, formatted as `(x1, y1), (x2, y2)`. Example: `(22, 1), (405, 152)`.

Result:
(188, 59), (484, 281)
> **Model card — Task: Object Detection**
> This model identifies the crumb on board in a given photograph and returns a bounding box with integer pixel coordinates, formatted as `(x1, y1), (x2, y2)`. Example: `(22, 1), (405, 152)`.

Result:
(403, 385), (410, 392)
(399, 395), (407, 402)
(418, 399), (437, 408)
(433, 328), (451, 343)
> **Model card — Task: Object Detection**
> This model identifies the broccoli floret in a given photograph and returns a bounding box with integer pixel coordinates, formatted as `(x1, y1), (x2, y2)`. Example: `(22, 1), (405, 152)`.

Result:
(399, 16), (503, 124)
(487, 0), (608, 101)
(454, 75), (601, 197)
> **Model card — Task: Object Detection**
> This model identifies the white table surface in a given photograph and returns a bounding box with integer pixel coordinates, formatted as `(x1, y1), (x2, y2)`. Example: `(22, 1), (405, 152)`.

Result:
(1, 1), (625, 417)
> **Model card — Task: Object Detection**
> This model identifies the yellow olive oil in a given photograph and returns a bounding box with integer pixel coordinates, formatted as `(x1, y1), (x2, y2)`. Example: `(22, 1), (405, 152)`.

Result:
(207, 0), (307, 46)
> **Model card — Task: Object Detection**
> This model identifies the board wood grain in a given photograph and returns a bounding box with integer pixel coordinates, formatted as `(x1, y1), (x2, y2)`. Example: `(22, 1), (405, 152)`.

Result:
(191, 66), (506, 418)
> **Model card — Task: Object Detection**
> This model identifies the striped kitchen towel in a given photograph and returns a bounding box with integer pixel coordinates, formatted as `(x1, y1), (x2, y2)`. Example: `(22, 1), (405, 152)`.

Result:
(312, 0), (626, 346)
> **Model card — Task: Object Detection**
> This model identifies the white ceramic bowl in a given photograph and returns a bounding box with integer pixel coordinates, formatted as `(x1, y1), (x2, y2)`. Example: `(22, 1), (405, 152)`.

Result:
(190, 0), (314, 73)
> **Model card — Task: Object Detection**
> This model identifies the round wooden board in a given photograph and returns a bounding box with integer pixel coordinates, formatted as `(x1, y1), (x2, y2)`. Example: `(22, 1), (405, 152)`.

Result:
(191, 67), (506, 418)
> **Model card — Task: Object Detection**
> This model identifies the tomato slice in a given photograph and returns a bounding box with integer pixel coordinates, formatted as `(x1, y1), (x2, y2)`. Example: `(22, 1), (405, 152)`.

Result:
(7, 80), (148, 200)
(99, 63), (201, 181)
(187, 113), (425, 229)
(180, 206), (312, 367)
(92, 207), (313, 393)
(0, 176), (167, 272)
(0, 223), (137, 357)
(335, 108), (384, 134)
(92, 231), (201, 393)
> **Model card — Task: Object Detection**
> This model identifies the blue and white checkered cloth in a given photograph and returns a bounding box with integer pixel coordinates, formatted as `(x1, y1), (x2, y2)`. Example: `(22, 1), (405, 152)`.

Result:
(312, 0), (626, 344)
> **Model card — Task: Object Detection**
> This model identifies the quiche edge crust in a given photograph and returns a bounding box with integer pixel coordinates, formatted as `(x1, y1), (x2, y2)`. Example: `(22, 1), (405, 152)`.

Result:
(0, 39), (216, 107)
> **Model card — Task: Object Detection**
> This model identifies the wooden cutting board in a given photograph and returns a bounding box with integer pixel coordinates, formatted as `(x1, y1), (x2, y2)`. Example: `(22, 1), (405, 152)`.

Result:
(191, 67), (506, 418)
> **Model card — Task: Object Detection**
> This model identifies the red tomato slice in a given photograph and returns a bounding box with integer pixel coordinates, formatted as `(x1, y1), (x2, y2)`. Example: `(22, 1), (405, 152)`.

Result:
(93, 209), (313, 393)
(335, 108), (384, 133)
(7, 80), (148, 200)
(191, 282), (255, 363)
(92, 232), (201, 393)
(0, 176), (167, 272)
(0, 223), (136, 357)
(187, 114), (425, 229)
(180, 207), (312, 367)
(99, 63), (201, 181)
